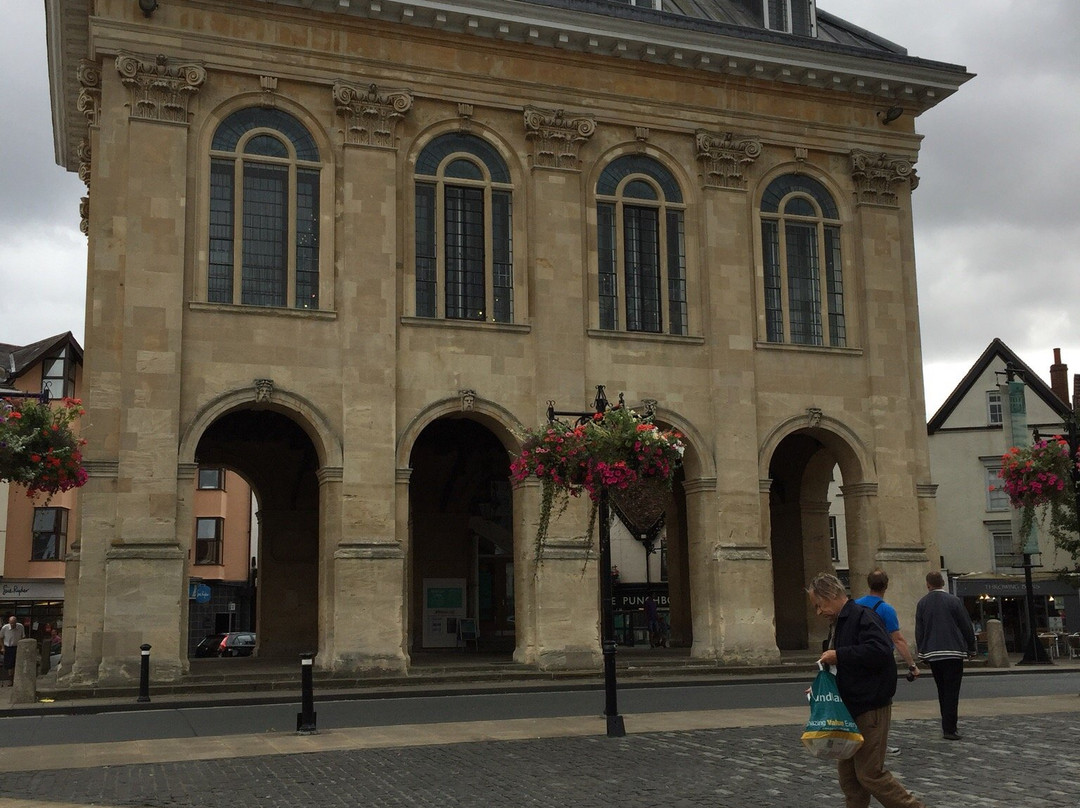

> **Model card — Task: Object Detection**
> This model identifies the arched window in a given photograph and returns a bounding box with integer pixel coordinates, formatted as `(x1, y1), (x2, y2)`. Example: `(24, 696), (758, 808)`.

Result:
(414, 133), (514, 322)
(208, 108), (321, 309)
(760, 174), (845, 347)
(596, 155), (687, 335)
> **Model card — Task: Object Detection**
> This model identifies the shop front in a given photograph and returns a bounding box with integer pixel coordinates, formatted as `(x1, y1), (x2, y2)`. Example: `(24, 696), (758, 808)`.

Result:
(955, 572), (1080, 652)
(0, 579), (65, 649)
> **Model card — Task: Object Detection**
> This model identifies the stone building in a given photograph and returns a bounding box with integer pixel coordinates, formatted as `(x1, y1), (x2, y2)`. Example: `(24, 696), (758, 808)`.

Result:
(45, 0), (970, 685)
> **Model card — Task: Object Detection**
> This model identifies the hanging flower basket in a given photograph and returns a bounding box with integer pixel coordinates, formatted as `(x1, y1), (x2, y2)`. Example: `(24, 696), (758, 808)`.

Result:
(510, 405), (685, 557)
(998, 436), (1080, 558)
(0, 396), (88, 499)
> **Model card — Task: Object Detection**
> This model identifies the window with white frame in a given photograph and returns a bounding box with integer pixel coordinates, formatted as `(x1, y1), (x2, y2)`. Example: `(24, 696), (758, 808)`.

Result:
(762, 0), (817, 35)
(986, 390), (1003, 425)
(989, 523), (1019, 570)
(195, 517), (224, 565)
(983, 462), (1009, 511)
(31, 507), (68, 561)
(760, 174), (845, 347)
(209, 108), (322, 309)
(414, 133), (514, 323)
(596, 155), (687, 335)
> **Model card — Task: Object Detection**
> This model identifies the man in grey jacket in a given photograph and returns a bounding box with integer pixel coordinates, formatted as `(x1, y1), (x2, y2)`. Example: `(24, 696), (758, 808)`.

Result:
(915, 571), (977, 740)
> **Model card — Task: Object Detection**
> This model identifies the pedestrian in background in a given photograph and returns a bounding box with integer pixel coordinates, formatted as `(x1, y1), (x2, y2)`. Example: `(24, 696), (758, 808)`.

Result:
(809, 572), (926, 808)
(915, 571), (977, 741)
(1, 615), (25, 686)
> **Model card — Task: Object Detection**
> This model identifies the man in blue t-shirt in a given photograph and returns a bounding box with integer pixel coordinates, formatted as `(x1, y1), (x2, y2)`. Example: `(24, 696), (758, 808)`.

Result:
(855, 569), (919, 755)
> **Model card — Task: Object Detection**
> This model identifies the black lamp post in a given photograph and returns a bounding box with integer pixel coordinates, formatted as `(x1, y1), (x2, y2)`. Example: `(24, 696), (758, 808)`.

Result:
(547, 385), (626, 738)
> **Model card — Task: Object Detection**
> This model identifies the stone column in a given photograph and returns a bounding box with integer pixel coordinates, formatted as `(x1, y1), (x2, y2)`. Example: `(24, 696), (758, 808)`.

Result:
(840, 482), (880, 598)
(512, 479), (540, 665)
(96, 54), (206, 684)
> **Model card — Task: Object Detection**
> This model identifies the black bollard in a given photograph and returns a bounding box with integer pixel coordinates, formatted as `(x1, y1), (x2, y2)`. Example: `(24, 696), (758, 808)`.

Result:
(296, 652), (317, 733)
(137, 643), (151, 703)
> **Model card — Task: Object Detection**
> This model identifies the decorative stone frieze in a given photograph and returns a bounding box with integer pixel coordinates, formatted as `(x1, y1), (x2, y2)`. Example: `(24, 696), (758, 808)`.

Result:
(523, 106), (596, 170)
(695, 130), (762, 189)
(850, 149), (918, 207)
(254, 378), (274, 403)
(76, 59), (101, 127)
(333, 81), (413, 149)
(115, 53), (206, 124)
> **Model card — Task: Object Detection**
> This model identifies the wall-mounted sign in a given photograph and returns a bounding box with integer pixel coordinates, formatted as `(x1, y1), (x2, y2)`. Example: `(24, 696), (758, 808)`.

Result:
(422, 578), (466, 648)
(0, 581), (65, 601)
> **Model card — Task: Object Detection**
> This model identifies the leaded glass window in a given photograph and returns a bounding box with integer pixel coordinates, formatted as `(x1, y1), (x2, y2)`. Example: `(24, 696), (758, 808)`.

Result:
(596, 155), (687, 335)
(760, 174), (845, 347)
(208, 108), (322, 309)
(413, 133), (514, 322)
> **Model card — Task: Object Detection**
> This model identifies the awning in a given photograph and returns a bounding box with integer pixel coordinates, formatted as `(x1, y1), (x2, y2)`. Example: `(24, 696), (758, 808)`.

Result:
(954, 572), (1079, 598)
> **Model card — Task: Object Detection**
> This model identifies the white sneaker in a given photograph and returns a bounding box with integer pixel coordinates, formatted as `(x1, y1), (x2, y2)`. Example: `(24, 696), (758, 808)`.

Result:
(886, 746), (901, 755)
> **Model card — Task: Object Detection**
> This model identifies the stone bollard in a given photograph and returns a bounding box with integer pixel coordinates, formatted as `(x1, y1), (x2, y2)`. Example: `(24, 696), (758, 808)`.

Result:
(12, 638), (39, 704)
(985, 619), (1011, 668)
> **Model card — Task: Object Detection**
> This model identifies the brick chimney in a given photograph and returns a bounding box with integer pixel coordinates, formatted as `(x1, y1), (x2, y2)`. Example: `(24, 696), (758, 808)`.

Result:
(1049, 348), (1069, 404)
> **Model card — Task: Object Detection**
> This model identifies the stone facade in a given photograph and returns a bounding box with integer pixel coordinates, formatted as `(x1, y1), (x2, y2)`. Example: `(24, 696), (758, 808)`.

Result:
(45, 0), (970, 684)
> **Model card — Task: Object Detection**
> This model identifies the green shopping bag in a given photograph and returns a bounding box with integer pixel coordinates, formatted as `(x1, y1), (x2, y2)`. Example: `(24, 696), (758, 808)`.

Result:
(801, 668), (864, 760)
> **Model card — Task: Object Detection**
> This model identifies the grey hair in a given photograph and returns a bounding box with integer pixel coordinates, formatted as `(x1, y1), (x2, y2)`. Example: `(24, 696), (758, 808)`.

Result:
(807, 572), (847, 600)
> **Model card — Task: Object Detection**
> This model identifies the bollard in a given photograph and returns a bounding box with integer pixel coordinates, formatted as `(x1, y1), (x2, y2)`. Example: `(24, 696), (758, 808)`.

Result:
(12, 638), (39, 705)
(137, 643), (152, 703)
(296, 652), (317, 734)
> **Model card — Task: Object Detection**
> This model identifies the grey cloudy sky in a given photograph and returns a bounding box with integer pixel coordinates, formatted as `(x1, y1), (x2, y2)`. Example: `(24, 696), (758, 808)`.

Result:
(1, 1), (1077, 415)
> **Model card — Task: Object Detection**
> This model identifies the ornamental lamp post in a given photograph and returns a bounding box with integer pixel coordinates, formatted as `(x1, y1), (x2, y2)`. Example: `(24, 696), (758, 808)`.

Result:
(547, 384), (625, 738)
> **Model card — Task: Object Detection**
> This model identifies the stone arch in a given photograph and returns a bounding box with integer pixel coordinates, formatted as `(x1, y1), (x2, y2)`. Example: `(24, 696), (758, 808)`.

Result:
(587, 142), (699, 209)
(649, 406), (714, 481)
(178, 385), (343, 471)
(758, 411), (874, 488)
(396, 395), (524, 469)
(405, 121), (527, 194)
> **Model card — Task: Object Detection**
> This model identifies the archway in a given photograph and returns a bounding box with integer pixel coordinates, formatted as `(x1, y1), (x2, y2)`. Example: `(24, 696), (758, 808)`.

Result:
(409, 417), (514, 655)
(194, 408), (320, 659)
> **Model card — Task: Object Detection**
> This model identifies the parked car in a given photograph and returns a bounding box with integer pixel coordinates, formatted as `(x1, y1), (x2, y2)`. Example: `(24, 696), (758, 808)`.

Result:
(194, 632), (256, 658)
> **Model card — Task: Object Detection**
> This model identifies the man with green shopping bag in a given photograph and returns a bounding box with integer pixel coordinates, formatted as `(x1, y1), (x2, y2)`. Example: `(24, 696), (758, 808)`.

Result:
(808, 572), (926, 808)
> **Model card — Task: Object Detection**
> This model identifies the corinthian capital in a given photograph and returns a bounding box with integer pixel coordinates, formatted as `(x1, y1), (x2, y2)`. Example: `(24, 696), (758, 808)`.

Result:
(333, 81), (413, 149)
(115, 53), (206, 124)
(523, 106), (596, 170)
(850, 150), (918, 206)
(77, 59), (102, 127)
(695, 130), (762, 189)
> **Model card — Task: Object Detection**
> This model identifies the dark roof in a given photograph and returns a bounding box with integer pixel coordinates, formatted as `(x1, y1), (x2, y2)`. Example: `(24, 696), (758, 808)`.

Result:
(927, 338), (1072, 434)
(0, 332), (83, 390)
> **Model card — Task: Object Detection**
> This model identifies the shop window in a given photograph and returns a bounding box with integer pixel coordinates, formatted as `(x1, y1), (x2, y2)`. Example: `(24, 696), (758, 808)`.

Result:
(195, 517), (223, 565)
(208, 108), (322, 309)
(414, 133), (514, 322)
(31, 508), (68, 561)
(40, 347), (76, 399)
(596, 155), (687, 335)
(198, 467), (225, 491)
(760, 173), (845, 347)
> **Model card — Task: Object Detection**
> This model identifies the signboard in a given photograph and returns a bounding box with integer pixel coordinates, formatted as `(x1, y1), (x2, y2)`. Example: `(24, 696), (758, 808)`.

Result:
(0, 581), (65, 601)
(422, 578), (466, 648)
(188, 582), (213, 603)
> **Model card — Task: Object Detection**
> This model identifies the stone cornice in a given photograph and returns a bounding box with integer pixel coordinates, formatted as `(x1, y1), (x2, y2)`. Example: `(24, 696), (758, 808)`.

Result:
(48, 0), (971, 170)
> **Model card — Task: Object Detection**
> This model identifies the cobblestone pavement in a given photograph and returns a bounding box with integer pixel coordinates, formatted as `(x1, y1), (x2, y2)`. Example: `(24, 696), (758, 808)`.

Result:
(0, 711), (1077, 808)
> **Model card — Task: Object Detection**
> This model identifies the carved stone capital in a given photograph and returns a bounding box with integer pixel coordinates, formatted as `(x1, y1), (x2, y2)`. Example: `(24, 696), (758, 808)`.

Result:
(696, 130), (762, 189)
(850, 150), (918, 207)
(523, 106), (596, 170)
(916, 483), (939, 499)
(317, 466), (344, 485)
(115, 53), (206, 124)
(77, 139), (92, 187)
(79, 196), (90, 236)
(333, 81), (413, 149)
(76, 59), (102, 127)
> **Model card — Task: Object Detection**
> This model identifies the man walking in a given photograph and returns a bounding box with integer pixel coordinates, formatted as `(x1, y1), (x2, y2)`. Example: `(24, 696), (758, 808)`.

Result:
(1, 615), (25, 686)
(915, 571), (977, 741)
(855, 569), (919, 755)
(809, 572), (925, 808)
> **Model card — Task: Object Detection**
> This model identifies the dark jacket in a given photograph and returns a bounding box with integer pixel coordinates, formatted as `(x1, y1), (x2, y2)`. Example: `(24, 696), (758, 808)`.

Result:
(915, 588), (977, 662)
(830, 599), (897, 718)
